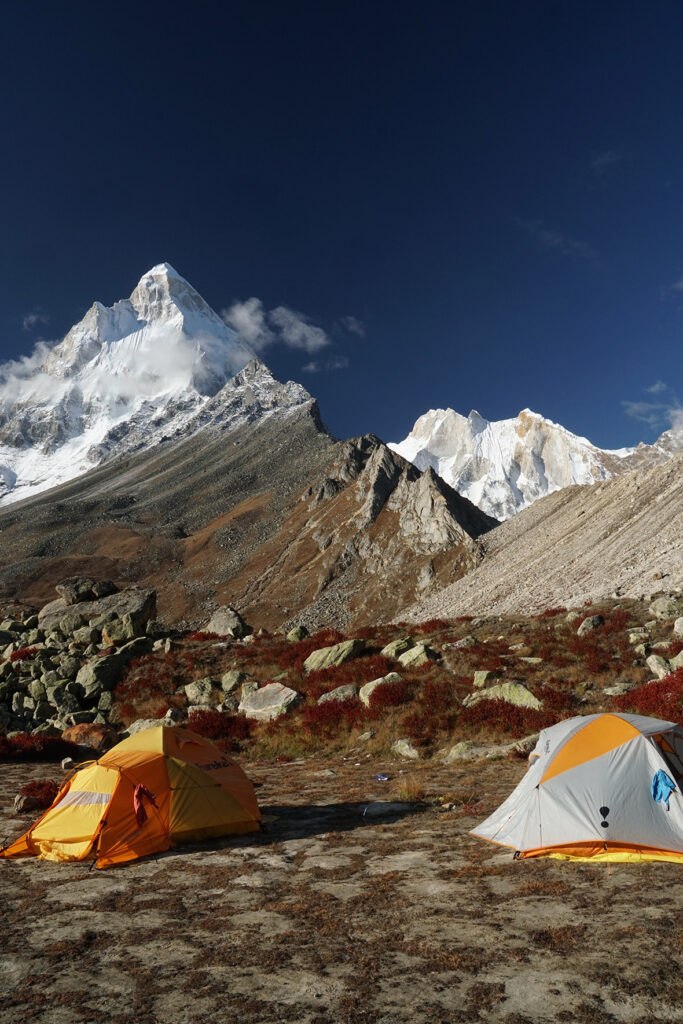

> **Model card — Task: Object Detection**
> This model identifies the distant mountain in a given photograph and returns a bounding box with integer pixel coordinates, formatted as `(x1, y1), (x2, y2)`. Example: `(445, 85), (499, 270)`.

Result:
(389, 407), (681, 520)
(0, 264), (310, 505)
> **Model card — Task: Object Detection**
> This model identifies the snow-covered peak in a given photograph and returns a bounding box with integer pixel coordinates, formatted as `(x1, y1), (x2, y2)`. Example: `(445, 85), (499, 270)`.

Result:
(389, 406), (676, 520)
(0, 265), (309, 506)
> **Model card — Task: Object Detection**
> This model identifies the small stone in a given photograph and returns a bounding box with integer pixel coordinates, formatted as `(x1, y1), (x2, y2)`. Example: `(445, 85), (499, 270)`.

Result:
(649, 596), (680, 621)
(390, 738), (419, 760)
(318, 684), (359, 704)
(184, 678), (215, 706)
(204, 606), (252, 639)
(673, 617), (683, 638)
(220, 670), (247, 694)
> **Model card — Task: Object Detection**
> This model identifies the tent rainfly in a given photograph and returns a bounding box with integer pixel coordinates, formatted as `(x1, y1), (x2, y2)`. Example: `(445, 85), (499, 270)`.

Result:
(472, 713), (683, 863)
(1, 726), (260, 868)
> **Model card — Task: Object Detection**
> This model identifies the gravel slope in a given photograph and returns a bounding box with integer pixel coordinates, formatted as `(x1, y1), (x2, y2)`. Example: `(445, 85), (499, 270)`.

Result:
(406, 454), (683, 620)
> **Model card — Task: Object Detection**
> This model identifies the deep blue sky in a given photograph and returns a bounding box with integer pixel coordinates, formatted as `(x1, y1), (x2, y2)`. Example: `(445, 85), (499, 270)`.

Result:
(2, 1), (682, 448)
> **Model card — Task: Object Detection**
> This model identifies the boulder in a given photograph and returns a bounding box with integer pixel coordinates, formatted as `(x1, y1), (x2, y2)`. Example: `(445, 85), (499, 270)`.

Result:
(318, 684), (359, 705)
(184, 678), (215, 706)
(473, 671), (493, 689)
(239, 682), (302, 721)
(565, 611), (582, 624)
(75, 637), (151, 696)
(303, 639), (365, 673)
(380, 637), (414, 659)
(61, 722), (118, 752)
(124, 718), (164, 736)
(39, 588), (156, 634)
(220, 670), (248, 694)
(577, 615), (604, 636)
(359, 672), (403, 707)
(674, 617), (683, 638)
(391, 738), (419, 760)
(397, 643), (438, 669)
(646, 654), (671, 680)
(204, 606), (251, 639)
(444, 635), (477, 650)
(443, 740), (477, 763)
(72, 626), (101, 645)
(463, 681), (542, 710)
(649, 596), (681, 621)
(59, 611), (86, 635)
(102, 615), (140, 645)
(56, 577), (118, 605)
(286, 625), (309, 642)
(670, 650), (683, 671)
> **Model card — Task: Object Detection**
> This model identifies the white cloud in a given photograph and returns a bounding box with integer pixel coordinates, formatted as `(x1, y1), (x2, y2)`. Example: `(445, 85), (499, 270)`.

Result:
(222, 299), (330, 355)
(269, 306), (329, 353)
(514, 218), (596, 262)
(22, 311), (49, 332)
(220, 297), (274, 353)
(302, 355), (349, 373)
(622, 380), (682, 434)
(339, 315), (365, 337)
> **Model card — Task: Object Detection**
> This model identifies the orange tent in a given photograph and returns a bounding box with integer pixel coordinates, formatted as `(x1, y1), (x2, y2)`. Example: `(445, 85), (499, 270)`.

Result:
(1, 725), (260, 868)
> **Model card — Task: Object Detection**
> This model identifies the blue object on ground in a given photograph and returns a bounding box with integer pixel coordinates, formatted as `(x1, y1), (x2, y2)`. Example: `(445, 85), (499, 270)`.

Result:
(373, 774), (390, 782)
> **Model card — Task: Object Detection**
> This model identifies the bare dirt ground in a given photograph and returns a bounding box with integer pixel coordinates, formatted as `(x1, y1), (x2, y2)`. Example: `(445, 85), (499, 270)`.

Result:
(1, 755), (682, 1024)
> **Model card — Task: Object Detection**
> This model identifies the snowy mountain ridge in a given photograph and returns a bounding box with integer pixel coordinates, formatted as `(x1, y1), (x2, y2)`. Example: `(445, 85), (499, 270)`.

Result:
(389, 406), (680, 520)
(0, 264), (312, 505)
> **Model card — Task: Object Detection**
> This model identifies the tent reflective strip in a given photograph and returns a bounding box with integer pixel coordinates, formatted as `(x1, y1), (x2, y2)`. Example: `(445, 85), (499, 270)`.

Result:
(59, 790), (111, 807)
(28, 764), (119, 858)
(166, 757), (255, 836)
(540, 714), (640, 784)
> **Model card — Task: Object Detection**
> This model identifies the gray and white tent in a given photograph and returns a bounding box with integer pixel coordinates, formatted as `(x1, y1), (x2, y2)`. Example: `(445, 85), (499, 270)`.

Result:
(472, 713), (683, 863)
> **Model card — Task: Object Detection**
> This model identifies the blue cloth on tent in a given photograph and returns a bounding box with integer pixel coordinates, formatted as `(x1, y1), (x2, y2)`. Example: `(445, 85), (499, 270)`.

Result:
(651, 769), (676, 811)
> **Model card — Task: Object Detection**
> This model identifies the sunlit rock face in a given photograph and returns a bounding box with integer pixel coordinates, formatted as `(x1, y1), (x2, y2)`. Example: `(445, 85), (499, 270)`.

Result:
(390, 407), (680, 520)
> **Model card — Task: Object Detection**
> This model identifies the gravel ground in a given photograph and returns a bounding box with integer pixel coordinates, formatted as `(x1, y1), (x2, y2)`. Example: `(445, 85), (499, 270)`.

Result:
(1, 755), (682, 1024)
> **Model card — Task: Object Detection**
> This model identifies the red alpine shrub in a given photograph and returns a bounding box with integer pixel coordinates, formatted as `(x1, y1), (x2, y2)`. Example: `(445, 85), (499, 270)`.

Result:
(613, 667), (683, 722)
(367, 679), (412, 717)
(187, 709), (252, 744)
(10, 647), (39, 663)
(539, 607), (567, 619)
(0, 734), (81, 762)
(301, 699), (364, 739)
(185, 631), (222, 642)
(20, 779), (59, 808)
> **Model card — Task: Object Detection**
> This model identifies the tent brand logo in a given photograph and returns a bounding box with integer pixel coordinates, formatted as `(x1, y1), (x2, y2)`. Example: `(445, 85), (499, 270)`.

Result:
(200, 756), (235, 771)
(600, 806), (610, 829)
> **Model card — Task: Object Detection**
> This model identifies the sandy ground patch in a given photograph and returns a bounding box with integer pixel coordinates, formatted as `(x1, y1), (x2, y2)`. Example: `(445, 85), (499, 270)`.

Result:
(1, 755), (681, 1024)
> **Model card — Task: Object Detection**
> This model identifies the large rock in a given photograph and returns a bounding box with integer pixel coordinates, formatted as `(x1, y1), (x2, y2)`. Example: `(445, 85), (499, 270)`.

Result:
(238, 682), (302, 721)
(380, 637), (414, 659)
(221, 670), (248, 694)
(577, 614), (604, 636)
(674, 617), (683, 638)
(204, 606), (251, 639)
(649, 596), (681, 621)
(359, 672), (402, 707)
(56, 578), (118, 605)
(39, 588), (156, 634)
(75, 637), (152, 697)
(61, 722), (118, 752)
(184, 678), (215, 706)
(463, 681), (542, 710)
(286, 626), (309, 642)
(318, 684), (359, 705)
(303, 639), (365, 673)
(646, 654), (671, 680)
(397, 643), (438, 669)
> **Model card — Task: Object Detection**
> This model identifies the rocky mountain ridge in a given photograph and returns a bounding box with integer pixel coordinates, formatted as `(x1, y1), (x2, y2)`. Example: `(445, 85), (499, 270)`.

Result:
(390, 406), (681, 520)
